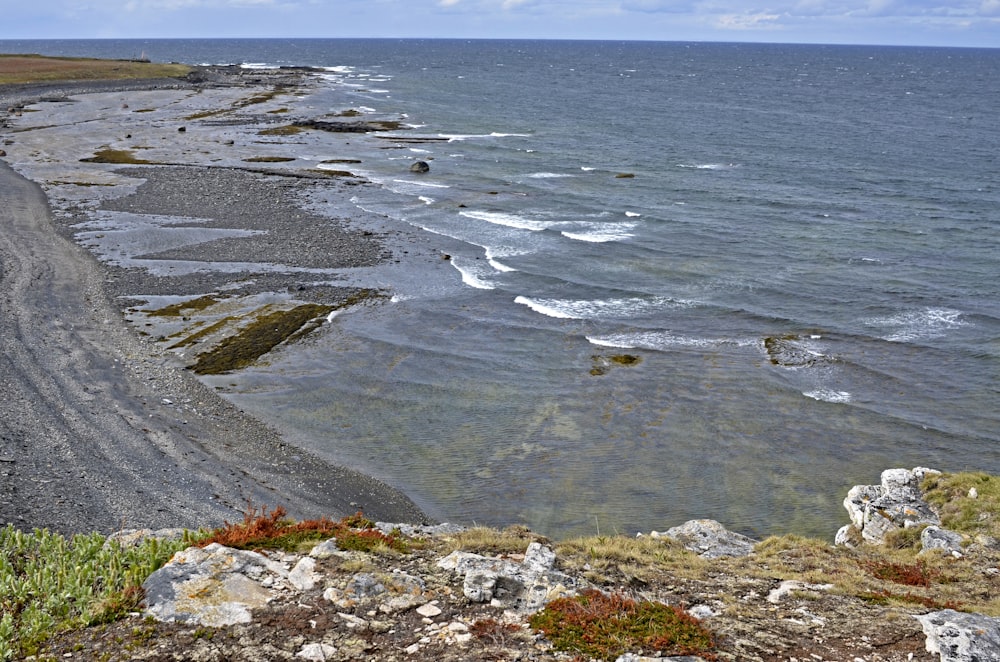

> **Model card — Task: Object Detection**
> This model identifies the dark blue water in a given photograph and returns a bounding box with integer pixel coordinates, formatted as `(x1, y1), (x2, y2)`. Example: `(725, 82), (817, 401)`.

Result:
(4, 39), (999, 539)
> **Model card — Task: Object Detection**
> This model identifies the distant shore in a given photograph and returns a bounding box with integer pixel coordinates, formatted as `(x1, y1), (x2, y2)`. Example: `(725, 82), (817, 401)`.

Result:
(0, 63), (429, 534)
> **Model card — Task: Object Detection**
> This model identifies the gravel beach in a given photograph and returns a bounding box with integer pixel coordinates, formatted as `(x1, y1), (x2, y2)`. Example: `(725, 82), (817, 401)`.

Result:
(0, 71), (429, 534)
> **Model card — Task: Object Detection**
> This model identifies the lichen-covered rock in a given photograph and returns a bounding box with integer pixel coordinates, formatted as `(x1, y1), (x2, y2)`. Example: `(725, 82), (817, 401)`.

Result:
(647, 519), (757, 558)
(437, 541), (583, 612)
(143, 543), (287, 626)
(915, 609), (1000, 662)
(841, 467), (941, 544)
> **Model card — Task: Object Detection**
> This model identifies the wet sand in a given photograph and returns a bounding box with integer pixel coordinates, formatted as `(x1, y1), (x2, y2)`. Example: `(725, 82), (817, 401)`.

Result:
(0, 72), (428, 534)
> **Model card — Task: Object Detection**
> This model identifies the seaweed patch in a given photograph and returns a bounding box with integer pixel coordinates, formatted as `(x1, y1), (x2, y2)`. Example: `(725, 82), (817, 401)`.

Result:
(189, 303), (335, 375)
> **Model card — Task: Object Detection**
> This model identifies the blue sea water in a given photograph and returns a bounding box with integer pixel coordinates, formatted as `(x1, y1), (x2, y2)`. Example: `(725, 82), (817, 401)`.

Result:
(4, 39), (999, 539)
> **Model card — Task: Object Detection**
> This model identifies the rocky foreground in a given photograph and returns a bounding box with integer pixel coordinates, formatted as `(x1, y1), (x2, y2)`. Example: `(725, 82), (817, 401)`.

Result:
(28, 467), (1000, 662)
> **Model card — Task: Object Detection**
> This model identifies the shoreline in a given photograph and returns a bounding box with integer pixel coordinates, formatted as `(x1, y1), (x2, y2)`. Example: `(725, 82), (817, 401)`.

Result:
(0, 69), (430, 534)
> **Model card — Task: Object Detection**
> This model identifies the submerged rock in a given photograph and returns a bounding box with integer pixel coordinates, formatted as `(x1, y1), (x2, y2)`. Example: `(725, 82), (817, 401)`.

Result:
(409, 160), (430, 173)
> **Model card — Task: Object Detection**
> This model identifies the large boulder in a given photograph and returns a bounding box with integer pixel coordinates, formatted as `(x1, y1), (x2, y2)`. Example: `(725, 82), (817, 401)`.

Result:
(143, 543), (289, 626)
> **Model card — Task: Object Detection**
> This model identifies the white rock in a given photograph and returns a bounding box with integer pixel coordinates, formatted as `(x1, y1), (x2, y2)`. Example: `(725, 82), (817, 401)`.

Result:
(767, 580), (834, 604)
(289, 557), (318, 591)
(296, 643), (337, 660)
(416, 602), (442, 618)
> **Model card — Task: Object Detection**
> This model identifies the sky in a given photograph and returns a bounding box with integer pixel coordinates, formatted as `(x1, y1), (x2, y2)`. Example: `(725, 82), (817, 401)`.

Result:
(0, 0), (997, 48)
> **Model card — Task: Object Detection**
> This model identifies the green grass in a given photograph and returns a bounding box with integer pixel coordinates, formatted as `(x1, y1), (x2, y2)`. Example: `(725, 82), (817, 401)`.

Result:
(0, 527), (195, 660)
(0, 54), (190, 85)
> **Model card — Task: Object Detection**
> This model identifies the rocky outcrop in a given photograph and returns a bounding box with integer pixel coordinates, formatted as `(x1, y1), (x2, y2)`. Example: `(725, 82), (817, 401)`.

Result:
(837, 467), (943, 545)
(293, 119), (403, 133)
(642, 518), (757, 558)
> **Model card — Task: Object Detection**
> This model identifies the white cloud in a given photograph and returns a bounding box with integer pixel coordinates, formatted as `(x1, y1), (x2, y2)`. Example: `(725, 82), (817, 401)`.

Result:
(714, 11), (783, 29)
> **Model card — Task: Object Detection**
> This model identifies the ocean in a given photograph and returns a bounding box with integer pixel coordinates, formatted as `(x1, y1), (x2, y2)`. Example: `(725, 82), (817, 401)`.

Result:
(4, 39), (999, 539)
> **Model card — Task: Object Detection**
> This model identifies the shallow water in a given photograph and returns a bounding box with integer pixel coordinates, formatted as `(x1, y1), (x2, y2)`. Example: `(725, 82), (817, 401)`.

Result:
(4, 39), (999, 539)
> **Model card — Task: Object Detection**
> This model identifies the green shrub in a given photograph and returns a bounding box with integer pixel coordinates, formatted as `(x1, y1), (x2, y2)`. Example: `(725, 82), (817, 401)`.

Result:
(0, 526), (192, 659)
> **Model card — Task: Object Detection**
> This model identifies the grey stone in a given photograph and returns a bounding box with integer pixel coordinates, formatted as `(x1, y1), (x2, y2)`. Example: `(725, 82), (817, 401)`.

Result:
(650, 519), (757, 558)
(921, 525), (965, 556)
(437, 541), (583, 613)
(915, 609), (1000, 662)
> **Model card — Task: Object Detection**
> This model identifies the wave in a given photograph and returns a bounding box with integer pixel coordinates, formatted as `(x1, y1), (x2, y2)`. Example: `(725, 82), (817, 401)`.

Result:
(390, 179), (451, 190)
(515, 295), (696, 321)
(524, 172), (575, 179)
(864, 307), (968, 342)
(803, 389), (853, 403)
(676, 163), (737, 170)
(561, 222), (635, 243)
(459, 210), (553, 232)
(587, 331), (755, 350)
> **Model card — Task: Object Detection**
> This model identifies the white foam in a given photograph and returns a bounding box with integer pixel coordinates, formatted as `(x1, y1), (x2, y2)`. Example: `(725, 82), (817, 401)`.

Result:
(625, 211), (642, 218)
(418, 196), (434, 205)
(581, 166), (596, 172)
(390, 178), (451, 190)
(484, 246), (517, 272)
(490, 132), (531, 137)
(451, 258), (495, 290)
(866, 307), (968, 342)
(525, 172), (574, 179)
(804, 389), (853, 403)
(677, 163), (733, 170)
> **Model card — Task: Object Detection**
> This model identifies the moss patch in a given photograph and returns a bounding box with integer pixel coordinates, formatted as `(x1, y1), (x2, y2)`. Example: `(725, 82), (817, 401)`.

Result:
(529, 589), (716, 661)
